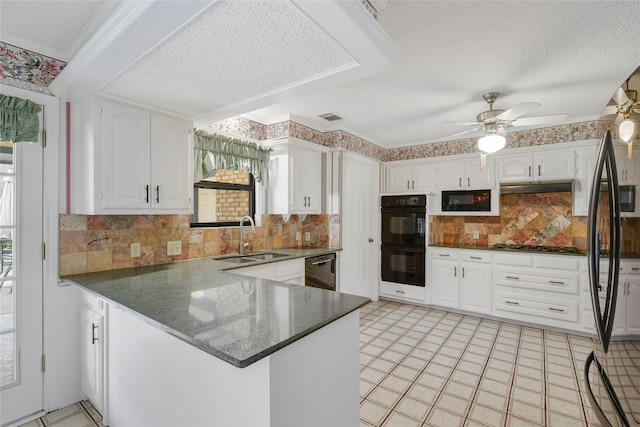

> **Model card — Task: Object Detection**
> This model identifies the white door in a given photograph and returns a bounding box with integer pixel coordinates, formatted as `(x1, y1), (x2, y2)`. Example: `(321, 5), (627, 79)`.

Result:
(339, 152), (379, 299)
(0, 126), (44, 423)
(431, 259), (459, 308)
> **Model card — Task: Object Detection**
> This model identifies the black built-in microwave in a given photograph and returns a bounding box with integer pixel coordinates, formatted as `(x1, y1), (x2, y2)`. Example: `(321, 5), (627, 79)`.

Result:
(442, 189), (491, 212)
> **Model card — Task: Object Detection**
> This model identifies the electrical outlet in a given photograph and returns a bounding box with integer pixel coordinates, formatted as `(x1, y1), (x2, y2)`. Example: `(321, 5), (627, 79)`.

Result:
(473, 231), (479, 239)
(167, 241), (182, 256)
(130, 242), (141, 258)
(296, 231), (301, 241)
(305, 232), (311, 241)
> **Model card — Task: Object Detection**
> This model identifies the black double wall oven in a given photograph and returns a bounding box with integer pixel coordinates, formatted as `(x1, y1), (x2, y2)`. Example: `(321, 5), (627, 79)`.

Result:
(381, 195), (427, 287)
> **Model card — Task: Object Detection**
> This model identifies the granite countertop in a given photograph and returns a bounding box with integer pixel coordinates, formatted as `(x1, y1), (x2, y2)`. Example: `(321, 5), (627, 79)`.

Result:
(63, 248), (370, 368)
(430, 243), (640, 258)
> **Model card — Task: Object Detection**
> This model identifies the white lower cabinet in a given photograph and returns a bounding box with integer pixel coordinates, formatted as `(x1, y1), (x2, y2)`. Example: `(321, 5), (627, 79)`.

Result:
(429, 249), (492, 314)
(232, 258), (305, 285)
(80, 292), (107, 417)
(493, 252), (580, 330)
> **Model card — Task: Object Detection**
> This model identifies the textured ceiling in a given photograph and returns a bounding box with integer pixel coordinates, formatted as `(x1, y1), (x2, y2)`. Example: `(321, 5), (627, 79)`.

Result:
(100, 1), (356, 118)
(0, 0), (119, 61)
(243, 1), (640, 148)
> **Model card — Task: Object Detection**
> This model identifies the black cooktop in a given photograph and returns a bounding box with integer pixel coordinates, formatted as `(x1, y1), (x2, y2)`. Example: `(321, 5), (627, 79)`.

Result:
(491, 243), (582, 254)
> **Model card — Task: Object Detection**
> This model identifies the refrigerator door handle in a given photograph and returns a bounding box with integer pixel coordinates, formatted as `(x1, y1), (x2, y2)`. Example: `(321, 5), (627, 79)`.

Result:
(584, 351), (630, 427)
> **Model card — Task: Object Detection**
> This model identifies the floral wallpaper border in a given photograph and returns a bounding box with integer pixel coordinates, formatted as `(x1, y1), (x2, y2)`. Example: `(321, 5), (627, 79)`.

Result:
(0, 42), (67, 95)
(210, 115), (611, 162)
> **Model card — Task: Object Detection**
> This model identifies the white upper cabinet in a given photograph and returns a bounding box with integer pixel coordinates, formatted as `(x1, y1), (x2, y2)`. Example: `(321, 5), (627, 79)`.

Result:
(387, 161), (437, 193)
(497, 148), (576, 183)
(438, 158), (494, 190)
(615, 144), (640, 184)
(266, 138), (327, 215)
(70, 97), (193, 214)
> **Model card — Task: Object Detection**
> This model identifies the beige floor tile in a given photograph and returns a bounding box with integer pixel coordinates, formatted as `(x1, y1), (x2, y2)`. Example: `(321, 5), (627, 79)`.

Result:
(381, 411), (421, 427)
(509, 400), (545, 425)
(415, 371), (447, 390)
(450, 369), (480, 386)
(400, 355), (427, 371)
(425, 407), (466, 427)
(391, 364), (419, 381)
(425, 362), (453, 378)
(479, 377), (511, 396)
(484, 366), (512, 383)
(512, 375), (544, 393)
(546, 397), (584, 420)
(474, 389), (509, 412)
(360, 400), (392, 426)
(369, 357), (397, 373)
(505, 414), (544, 426)
(405, 383), (440, 405)
(515, 365), (544, 381)
(379, 349), (405, 363)
(394, 396), (431, 421)
(510, 386), (544, 407)
(368, 386), (402, 408)
(432, 353), (458, 367)
(457, 360), (484, 376)
(41, 403), (85, 425)
(444, 380), (476, 400)
(379, 374), (412, 394)
(360, 379), (377, 398)
(361, 367), (387, 384)
(434, 392), (471, 416)
(468, 403), (506, 426)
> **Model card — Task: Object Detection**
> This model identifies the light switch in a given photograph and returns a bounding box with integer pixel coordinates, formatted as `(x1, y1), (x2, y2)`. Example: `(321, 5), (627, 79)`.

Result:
(473, 231), (479, 239)
(305, 232), (311, 241)
(167, 241), (182, 256)
(131, 242), (141, 258)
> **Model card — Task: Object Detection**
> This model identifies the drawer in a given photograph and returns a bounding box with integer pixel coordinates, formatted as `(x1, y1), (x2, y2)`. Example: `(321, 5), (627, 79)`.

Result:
(535, 256), (580, 271)
(273, 258), (304, 278)
(380, 281), (425, 301)
(461, 251), (491, 263)
(430, 250), (460, 260)
(626, 262), (640, 275)
(493, 253), (533, 267)
(493, 292), (578, 323)
(494, 268), (579, 294)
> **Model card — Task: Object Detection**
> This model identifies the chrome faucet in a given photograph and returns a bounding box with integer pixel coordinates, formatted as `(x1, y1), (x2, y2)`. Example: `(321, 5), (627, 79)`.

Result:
(239, 215), (256, 255)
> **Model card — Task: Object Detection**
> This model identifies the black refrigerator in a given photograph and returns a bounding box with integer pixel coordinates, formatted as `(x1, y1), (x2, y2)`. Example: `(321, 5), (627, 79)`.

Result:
(585, 130), (640, 426)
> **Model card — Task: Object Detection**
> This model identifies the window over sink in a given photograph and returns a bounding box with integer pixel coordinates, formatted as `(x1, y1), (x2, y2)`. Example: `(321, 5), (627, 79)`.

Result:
(190, 170), (256, 227)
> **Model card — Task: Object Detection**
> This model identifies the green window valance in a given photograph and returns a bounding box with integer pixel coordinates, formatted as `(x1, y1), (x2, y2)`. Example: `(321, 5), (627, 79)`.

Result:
(0, 94), (42, 143)
(194, 129), (271, 186)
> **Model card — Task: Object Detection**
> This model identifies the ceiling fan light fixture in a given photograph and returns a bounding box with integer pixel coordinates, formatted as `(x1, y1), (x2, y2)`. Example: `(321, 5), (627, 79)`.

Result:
(477, 133), (506, 153)
(619, 118), (636, 143)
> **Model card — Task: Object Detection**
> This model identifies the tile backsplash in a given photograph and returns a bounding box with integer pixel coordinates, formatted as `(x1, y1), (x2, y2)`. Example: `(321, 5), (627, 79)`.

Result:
(431, 192), (640, 253)
(59, 214), (339, 276)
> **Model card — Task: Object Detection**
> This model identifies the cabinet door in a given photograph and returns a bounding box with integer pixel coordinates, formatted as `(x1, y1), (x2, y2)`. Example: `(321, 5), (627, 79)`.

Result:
(497, 154), (533, 183)
(412, 163), (437, 192)
(437, 161), (465, 190)
(290, 148), (322, 213)
(431, 259), (459, 308)
(80, 305), (103, 412)
(534, 150), (576, 181)
(465, 158), (493, 189)
(101, 101), (151, 209)
(459, 263), (492, 314)
(615, 145), (640, 184)
(573, 146), (599, 216)
(387, 165), (413, 192)
(150, 113), (192, 211)
(625, 278), (640, 335)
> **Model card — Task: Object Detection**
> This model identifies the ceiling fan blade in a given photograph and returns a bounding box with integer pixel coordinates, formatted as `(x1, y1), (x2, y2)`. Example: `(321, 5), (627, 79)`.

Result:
(496, 102), (541, 121)
(601, 105), (620, 116)
(511, 114), (567, 127)
(497, 127), (508, 137)
(612, 86), (629, 106)
(440, 120), (482, 127)
(614, 113), (624, 125)
(445, 126), (483, 139)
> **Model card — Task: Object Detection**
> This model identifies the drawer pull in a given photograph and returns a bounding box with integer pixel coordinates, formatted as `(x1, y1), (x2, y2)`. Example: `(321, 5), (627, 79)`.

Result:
(505, 276), (520, 280)
(439, 254), (450, 257)
(549, 280), (565, 285)
(395, 290), (406, 294)
(470, 256), (482, 260)
(632, 267), (640, 272)
(505, 300), (519, 305)
(548, 307), (565, 313)
(91, 323), (98, 344)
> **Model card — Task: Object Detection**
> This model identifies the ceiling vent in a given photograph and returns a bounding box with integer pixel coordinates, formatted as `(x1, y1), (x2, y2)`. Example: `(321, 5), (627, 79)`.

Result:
(318, 112), (343, 122)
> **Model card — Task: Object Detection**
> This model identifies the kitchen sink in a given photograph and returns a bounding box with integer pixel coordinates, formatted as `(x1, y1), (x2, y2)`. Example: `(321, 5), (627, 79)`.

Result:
(216, 252), (289, 263)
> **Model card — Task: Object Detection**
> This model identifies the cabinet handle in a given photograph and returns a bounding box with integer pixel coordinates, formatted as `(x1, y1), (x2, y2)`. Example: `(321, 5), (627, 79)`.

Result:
(505, 300), (519, 305)
(505, 276), (520, 280)
(632, 267), (640, 272)
(156, 185), (160, 203)
(395, 290), (406, 294)
(454, 266), (457, 277)
(548, 280), (565, 285)
(538, 165), (541, 177)
(462, 267), (465, 278)
(470, 256), (482, 260)
(439, 253), (450, 257)
(459, 177), (462, 188)
(412, 180), (415, 189)
(91, 323), (98, 344)
(548, 307), (565, 313)
(308, 196), (311, 207)
(528, 166), (531, 177)
(145, 185), (149, 203)
(467, 177), (470, 187)
(407, 180), (410, 190)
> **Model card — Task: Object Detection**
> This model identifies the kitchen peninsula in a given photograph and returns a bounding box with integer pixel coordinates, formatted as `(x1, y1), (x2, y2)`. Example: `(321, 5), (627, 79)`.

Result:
(63, 252), (368, 427)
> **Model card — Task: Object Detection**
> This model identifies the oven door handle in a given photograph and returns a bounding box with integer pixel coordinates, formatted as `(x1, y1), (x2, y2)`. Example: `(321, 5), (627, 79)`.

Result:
(311, 260), (331, 266)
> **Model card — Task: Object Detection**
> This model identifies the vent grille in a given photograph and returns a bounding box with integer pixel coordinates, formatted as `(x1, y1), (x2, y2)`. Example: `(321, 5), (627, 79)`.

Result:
(318, 112), (343, 122)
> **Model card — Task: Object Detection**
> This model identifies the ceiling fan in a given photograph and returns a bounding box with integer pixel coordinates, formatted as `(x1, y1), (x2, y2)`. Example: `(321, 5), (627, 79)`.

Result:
(601, 79), (639, 158)
(444, 91), (567, 144)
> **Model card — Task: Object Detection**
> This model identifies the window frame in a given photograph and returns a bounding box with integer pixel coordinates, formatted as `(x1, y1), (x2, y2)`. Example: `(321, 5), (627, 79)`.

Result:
(190, 172), (256, 228)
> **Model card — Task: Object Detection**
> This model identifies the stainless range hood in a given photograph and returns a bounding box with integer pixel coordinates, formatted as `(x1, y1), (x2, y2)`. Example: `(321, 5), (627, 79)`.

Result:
(499, 181), (573, 194)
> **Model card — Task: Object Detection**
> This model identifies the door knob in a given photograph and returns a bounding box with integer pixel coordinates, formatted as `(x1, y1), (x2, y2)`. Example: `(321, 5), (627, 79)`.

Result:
(368, 238), (374, 243)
